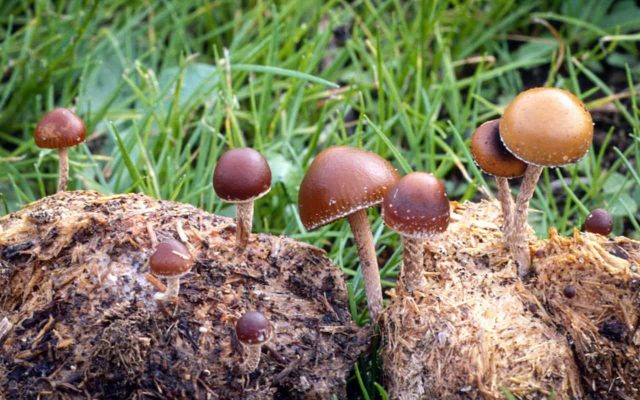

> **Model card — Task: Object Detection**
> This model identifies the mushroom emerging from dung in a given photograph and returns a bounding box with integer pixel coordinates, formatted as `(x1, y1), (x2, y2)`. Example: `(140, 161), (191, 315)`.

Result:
(34, 108), (86, 192)
(213, 148), (272, 249)
(382, 172), (450, 292)
(584, 208), (613, 236)
(235, 311), (273, 373)
(149, 239), (193, 299)
(499, 87), (593, 277)
(298, 146), (400, 323)
(470, 119), (526, 235)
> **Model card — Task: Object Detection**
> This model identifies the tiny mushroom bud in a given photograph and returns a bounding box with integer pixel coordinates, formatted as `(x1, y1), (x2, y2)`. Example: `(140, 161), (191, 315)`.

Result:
(298, 146), (400, 323)
(563, 285), (577, 299)
(213, 148), (272, 249)
(584, 208), (613, 236)
(34, 108), (86, 192)
(470, 119), (526, 235)
(149, 239), (193, 299)
(500, 88), (593, 278)
(235, 311), (272, 373)
(382, 172), (450, 292)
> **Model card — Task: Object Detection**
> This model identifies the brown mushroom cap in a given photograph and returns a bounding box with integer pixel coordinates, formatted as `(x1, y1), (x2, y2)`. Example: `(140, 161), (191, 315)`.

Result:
(34, 108), (86, 149)
(298, 146), (400, 230)
(235, 311), (272, 345)
(213, 148), (272, 202)
(470, 119), (527, 178)
(382, 172), (450, 238)
(499, 87), (593, 166)
(584, 208), (613, 236)
(149, 239), (193, 277)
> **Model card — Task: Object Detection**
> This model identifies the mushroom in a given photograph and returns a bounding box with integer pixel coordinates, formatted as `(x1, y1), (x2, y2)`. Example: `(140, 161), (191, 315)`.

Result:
(584, 208), (613, 236)
(298, 146), (400, 322)
(213, 148), (272, 248)
(470, 119), (526, 235)
(499, 87), (593, 277)
(149, 239), (193, 299)
(235, 311), (272, 373)
(34, 108), (86, 192)
(382, 172), (450, 292)
(563, 285), (577, 299)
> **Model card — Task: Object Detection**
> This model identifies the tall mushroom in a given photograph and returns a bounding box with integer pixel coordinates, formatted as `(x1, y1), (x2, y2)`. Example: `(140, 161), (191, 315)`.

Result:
(213, 148), (272, 248)
(235, 311), (272, 373)
(298, 146), (400, 323)
(34, 108), (86, 192)
(149, 239), (193, 299)
(470, 119), (526, 236)
(382, 172), (450, 292)
(500, 87), (593, 277)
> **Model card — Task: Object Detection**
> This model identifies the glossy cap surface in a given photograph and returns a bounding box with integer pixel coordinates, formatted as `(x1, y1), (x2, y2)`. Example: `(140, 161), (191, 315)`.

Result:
(34, 108), (86, 149)
(213, 148), (272, 202)
(584, 208), (613, 236)
(235, 311), (272, 345)
(470, 119), (526, 178)
(149, 239), (193, 277)
(382, 172), (450, 238)
(298, 146), (400, 230)
(500, 87), (593, 166)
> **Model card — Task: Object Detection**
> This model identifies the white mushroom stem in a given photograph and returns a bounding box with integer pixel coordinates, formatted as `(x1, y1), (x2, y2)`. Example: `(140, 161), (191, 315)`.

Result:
(347, 209), (383, 324)
(495, 177), (514, 236)
(164, 276), (181, 298)
(57, 147), (69, 192)
(240, 344), (262, 373)
(507, 165), (543, 278)
(401, 236), (427, 292)
(235, 201), (254, 248)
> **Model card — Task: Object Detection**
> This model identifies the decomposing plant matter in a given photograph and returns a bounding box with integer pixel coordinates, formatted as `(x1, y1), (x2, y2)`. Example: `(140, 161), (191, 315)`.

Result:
(0, 191), (367, 399)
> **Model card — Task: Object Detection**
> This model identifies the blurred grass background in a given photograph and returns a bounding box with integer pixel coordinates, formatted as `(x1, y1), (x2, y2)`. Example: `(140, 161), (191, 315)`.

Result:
(1, 0), (639, 397)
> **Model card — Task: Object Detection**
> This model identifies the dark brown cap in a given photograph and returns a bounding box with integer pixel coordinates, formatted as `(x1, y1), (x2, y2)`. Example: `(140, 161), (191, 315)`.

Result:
(500, 87), (593, 167)
(34, 108), (86, 149)
(235, 311), (272, 345)
(213, 148), (272, 202)
(584, 208), (613, 236)
(149, 239), (193, 277)
(298, 146), (400, 230)
(470, 119), (526, 178)
(382, 172), (450, 238)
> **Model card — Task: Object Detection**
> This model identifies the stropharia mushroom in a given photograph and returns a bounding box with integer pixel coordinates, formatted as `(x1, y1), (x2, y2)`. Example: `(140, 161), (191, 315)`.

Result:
(235, 311), (272, 373)
(34, 108), (86, 192)
(500, 87), (593, 277)
(149, 239), (193, 299)
(584, 208), (613, 236)
(382, 172), (450, 292)
(213, 148), (272, 248)
(298, 146), (400, 323)
(470, 119), (526, 234)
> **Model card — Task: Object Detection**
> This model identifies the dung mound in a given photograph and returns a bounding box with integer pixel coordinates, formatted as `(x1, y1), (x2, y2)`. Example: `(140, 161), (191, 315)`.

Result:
(0, 191), (368, 399)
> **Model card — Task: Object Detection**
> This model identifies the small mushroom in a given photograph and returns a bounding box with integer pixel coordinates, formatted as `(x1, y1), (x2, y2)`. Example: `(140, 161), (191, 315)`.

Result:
(584, 208), (613, 236)
(34, 108), (86, 192)
(235, 311), (272, 373)
(563, 285), (577, 299)
(470, 119), (526, 235)
(298, 146), (400, 323)
(149, 239), (193, 299)
(213, 148), (272, 248)
(382, 172), (450, 292)
(499, 88), (593, 277)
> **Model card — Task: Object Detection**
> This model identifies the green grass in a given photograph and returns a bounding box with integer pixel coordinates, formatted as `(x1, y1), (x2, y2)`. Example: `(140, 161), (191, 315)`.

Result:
(1, 0), (639, 398)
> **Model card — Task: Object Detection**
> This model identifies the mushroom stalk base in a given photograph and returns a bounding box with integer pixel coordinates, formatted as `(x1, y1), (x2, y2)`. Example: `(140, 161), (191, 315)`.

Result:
(235, 201), (254, 248)
(507, 165), (543, 278)
(240, 344), (262, 373)
(348, 209), (383, 324)
(495, 177), (514, 236)
(401, 236), (427, 293)
(57, 147), (69, 192)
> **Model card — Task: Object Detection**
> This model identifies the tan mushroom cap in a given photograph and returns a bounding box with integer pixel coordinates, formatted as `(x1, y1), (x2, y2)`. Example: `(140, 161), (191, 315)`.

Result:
(149, 239), (193, 277)
(298, 146), (400, 230)
(34, 108), (86, 149)
(382, 172), (450, 239)
(470, 119), (527, 178)
(499, 87), (593, 167)
(213, 148), (272, 203)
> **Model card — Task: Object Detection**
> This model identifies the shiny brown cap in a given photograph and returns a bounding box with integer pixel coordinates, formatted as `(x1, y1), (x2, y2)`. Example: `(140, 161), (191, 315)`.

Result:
(382, 172), (450, 238)
(213, 148), (272, 202)
(584, 208), (613, 236)
(298, 146), (400, 230)
(34, 108), (86, 149)
(235, 311), (272, 345)
(470, 119), (526, 178)
(500, 87), (593, 166)
(149, 239), (193, 277)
